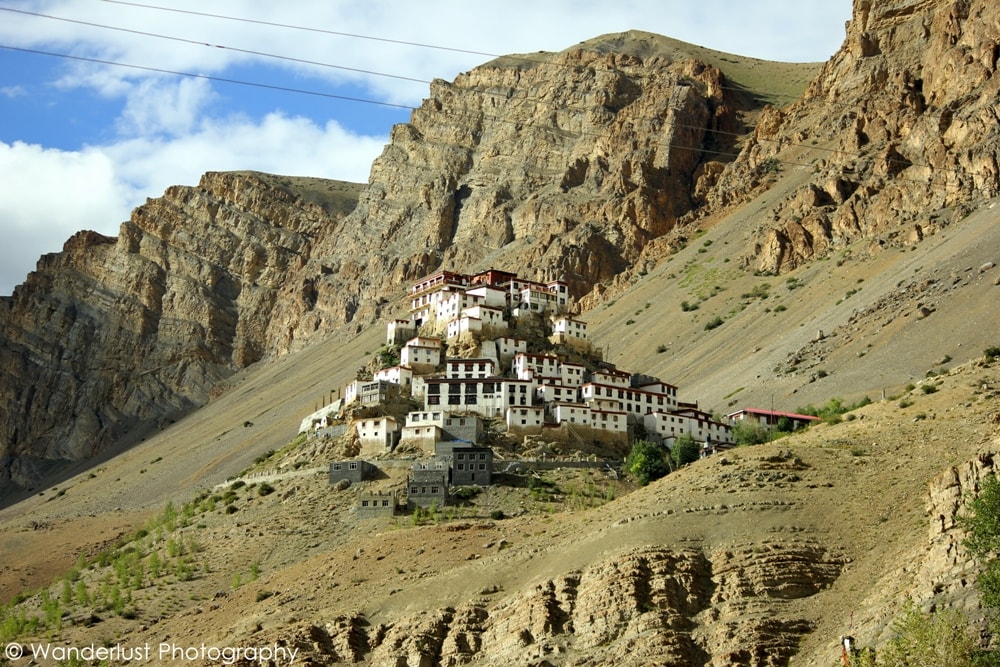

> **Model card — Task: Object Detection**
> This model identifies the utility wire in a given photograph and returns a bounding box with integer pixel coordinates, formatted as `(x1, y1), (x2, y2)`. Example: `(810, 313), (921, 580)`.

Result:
(0, 44), (416, 111)
(3, 5), (960, 180)
(95, 0), (803, 103)
(3, 40), (970, 195)
(0, 6), (430, 85)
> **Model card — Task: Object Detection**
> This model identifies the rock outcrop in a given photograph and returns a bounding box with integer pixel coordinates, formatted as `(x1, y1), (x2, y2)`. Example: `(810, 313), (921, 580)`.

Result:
(270, 41), (744, 353)
(278, 542), (843, 666)
(707, 0), (1000, 274)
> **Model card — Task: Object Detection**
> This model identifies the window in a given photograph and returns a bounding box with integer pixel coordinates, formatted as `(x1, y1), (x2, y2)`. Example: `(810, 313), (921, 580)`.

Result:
(457, 463), (465, 470)
(478, 463), (486, 470)
(349, 462), (358, 470)
(411, 486), (418, 494)
(362, 500), (369, 507)
(431, 486), (439, 494)
(333, 464), (342, 471)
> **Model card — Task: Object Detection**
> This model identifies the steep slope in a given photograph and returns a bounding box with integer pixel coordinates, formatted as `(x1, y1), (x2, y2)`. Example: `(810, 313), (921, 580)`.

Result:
(0, 173), (361, 495)
(705, 0), (999, 274)
(3, 355), (998, 666)
(268, 33), (789, 353)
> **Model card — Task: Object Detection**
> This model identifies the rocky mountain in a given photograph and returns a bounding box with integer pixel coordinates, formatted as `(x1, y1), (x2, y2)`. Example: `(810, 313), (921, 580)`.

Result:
(708, 0), (999, 274)
(0, 33), (813, 497)
(0, 173), (361, 492)
(2, 0), (998, 502)
(1, 1), (1000, 662)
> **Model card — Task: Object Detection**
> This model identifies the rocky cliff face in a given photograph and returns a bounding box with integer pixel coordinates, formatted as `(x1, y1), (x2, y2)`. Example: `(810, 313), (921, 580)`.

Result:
(0, 172), (359, 492)
(708, 0), (1000, 274)
(270, 43), (741, 353)
(277, 541), (843, 666)
(3, 0), (998, 495)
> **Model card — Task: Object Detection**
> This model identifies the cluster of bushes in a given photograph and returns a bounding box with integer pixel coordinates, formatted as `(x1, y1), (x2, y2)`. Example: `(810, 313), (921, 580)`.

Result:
(625, 436), (700, 486)
(796, 395), (872, 425)
(0, 478), (273, 643)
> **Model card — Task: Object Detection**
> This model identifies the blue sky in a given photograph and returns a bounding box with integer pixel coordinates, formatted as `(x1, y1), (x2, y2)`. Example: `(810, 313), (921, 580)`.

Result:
(0, 0), (853, 295)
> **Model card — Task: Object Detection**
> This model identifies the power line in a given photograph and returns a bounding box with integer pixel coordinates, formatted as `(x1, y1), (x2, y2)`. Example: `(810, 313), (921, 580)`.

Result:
(95, 0), (803, 104)
(0, 33), (976, 194)
(98, 0), (503, 60)
(3, 5), (955, 181)
(0, 44), (416, 111)
(0, 6), (431, 85)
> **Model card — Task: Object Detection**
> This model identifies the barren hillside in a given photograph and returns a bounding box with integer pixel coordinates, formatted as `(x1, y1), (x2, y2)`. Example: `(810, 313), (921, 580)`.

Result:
(2, 0), (1000, 664)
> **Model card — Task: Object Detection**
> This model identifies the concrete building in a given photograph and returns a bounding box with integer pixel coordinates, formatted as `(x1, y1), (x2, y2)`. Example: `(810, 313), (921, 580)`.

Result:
(727, 408), (821, 431)
(373, 365), (413, 388)
(356, 491), (397, 518)
(355, 416), (399, 456)
(386, 319), (416, 345)
(408, 459), (450, 508)
(550, 315), (589, 349)
(451, 447), (493, 486)
(506, 405), (546, 431)
(400, 336), (443, 373)
(445, 358), (498, 380)
(329, 460), (379, 485)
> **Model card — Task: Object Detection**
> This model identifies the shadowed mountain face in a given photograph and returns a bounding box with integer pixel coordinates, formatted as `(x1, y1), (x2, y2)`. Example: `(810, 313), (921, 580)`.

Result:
(0, 174), (361, 493)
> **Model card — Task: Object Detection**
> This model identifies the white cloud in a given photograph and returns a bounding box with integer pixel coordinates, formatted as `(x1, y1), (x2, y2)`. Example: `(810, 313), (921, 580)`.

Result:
(0, 114), (387, 296)
(116, 76), (215, 137)
(0, 141), (130, 293)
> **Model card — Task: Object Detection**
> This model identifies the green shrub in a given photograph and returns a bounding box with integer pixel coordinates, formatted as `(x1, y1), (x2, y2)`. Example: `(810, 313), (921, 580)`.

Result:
(704, 316), (724, 331)
(626, 440), (670, 486)
(731, 419), (770, 445)
(451, 486), (481, 502)
(258, 482), (275, 497)
(852, 603), (978, 667)
(671, 434), (700, 469)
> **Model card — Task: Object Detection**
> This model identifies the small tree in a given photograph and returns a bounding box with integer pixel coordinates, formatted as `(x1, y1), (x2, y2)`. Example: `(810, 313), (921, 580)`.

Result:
(671, 433), (700, 469)
(625, 440), (670, 486)
(731, 419), (770, 445)
(961, 475), (1000, 613)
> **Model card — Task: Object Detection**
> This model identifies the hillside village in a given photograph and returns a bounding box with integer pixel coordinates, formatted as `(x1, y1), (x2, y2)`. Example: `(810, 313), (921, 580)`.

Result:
(297, 268), (818, 515)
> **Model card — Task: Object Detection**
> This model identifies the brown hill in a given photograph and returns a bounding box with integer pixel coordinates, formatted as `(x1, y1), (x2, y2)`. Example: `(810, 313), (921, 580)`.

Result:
(1, 31), (820, 499)
(1, 0), (1000, 664)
